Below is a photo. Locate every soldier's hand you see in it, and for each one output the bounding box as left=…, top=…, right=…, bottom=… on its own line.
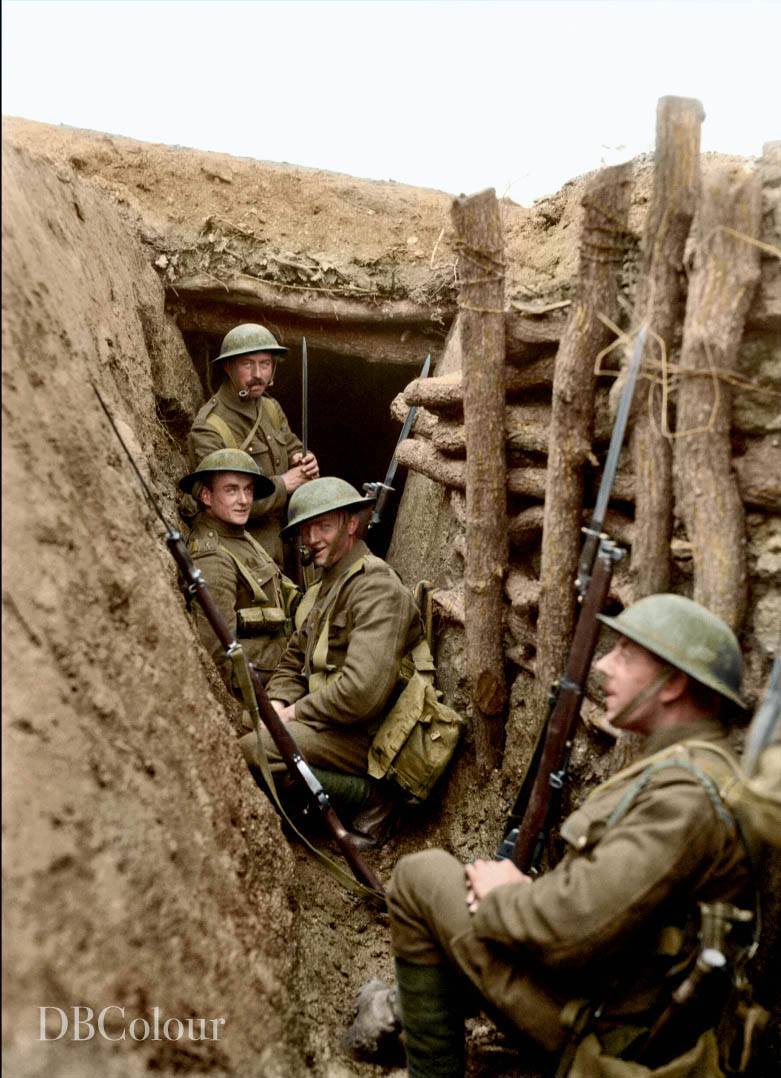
left=464, top=858, right=529, bottom=914
left=271, top=699, right=296, bottom=723
left=291, top=451, right=320, bottom=480
left=282, top=464, right=311, bottom=493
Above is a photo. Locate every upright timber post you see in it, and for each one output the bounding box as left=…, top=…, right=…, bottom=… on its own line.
left=630, top=95, right=704, bottom=596
left=451, top=189, right=508, bottom=778
left=535, top=163, right=632, bottom=713
left=674, top=165, right=762, bottom=629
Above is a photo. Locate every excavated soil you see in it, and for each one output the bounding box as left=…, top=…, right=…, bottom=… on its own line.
left=3, top=117, right=780, bottom=1077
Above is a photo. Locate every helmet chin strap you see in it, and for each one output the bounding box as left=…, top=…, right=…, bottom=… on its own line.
left=610, top=668, right=674, bottom=727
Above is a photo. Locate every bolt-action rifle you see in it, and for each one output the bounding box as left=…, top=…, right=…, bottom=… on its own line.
left=93, top=386, right=385, bottom=903
left=361, top=352, right=432, bottom=545
left=498, top=328, right=648, bottom=874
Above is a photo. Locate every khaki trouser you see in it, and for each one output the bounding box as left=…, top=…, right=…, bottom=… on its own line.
left=240, top=719, right=373, bottom=776
left=388, top=849, right=568, bottom=1054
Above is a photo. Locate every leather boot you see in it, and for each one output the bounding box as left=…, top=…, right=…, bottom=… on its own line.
left=349, top=781, right=400, bottom=849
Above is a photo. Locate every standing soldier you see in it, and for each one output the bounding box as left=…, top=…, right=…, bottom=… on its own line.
left=187, top=323, right=319, bottom=567
left=354, top=595, right=761, bottom=1075
left=180, top=449, right=299, bottom=692
left=239, top=477, right=430, bottom=848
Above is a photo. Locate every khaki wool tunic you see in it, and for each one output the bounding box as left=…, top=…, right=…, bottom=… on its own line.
left=388, top=719, right=757, bottom=1052
left=241, top=540, right=424, bottom=776
left=188, top=381, right=303, bottom=566
left=187, top=512, right=296, bottom=690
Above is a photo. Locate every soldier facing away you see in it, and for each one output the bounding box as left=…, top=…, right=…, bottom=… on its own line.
left=187, top=323, right=319, bottom=567
left=239, top=477, right=429, bottom=848
left=180, top=450, right=299, bottom=692
left=354, top=595, right=761, bottom=1076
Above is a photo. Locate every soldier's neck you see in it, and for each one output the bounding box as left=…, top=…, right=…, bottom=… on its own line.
left=202, top=511, right=247, bottom=538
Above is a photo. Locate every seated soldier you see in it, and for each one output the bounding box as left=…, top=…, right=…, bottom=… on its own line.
left=352, top=595, right=762, bottom=1076
left=179, top=450, right=299, bottom=692
left=239, top=477, right=428, bottom=848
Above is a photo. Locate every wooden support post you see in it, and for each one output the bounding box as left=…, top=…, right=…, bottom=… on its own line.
left=451, top=189, right=508, bottom=777
left=630, top=96, right=704, bottom=596
left=674, top=165, right=762, bottom=629
left=534, top=163, right=633, bottom=708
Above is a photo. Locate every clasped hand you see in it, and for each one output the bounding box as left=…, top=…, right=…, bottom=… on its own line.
left=464, top=858, right=530, bottom=914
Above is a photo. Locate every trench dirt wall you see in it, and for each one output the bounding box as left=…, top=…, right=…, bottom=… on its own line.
left=2, top=140, right=303, bottom=1076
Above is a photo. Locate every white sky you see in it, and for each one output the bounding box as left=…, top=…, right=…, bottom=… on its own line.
left=2, top=0, right=780, bottom=206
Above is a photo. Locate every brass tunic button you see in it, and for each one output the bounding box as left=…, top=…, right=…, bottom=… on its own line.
left=576, top=835, right=587, bottom=850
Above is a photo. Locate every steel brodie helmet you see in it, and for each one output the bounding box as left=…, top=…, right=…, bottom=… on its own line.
left=214, top=323, right=288, bottom=364
left=179, top=448, right=275, bottom=499
left=598, top=593, right=746, bottom=709
left=281, top=477, right=375, bottom=538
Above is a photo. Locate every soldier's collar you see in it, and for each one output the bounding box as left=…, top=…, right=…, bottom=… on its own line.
left=321, top=539, right=370, bottom=587
left=640, top=717, right=729, bottom=759
left=204, top=513, right=248, bottom=539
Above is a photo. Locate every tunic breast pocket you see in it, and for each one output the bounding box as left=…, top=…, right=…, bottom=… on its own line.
left=249, top=445, right=273, bottom=472
left=271, top=428, right=291, bottom=469
left=328, top=612, right=351, bottom=653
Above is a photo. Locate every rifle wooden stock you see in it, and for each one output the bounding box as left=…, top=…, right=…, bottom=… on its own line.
left=510, top=540, right=620, bottom=873
left=166, top=532, right=385, bottom=898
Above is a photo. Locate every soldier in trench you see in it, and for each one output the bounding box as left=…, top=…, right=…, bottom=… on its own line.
left=179, top=449, right=299, bottom=692
left=350, top=595, right=761, bottom=1075
left=187, top=322, right=319, bottom=568
left=239, top=477, right=433, bottom=849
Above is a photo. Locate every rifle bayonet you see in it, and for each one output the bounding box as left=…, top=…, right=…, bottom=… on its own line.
left=301, top=336, right=309, bottom=457
left=363, top=352, right=432, bottom=530
left=577, top=326, right=647, bottom=595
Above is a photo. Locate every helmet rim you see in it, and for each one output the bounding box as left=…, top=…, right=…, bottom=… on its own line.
left=597, top=594, right=746, bottom=709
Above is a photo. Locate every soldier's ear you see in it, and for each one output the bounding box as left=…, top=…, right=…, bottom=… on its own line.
left=659, top=668, right=688, bottom=704
left=199, top=484, right=213, bottom=509
left=346, top=514, right=361, bottom=537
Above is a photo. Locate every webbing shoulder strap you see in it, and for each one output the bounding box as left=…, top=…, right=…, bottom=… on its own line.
left=204, top=401, right=274, bottom=454
left=205, top=412, right=238, bottom=448
left=606, top=757, right=735, bottom=831
left=238, top=404, right=265, bottom=452
left=307, top=558, right=365, bottom=691
left=295, top=580, right=322, bottom=631
left=218, top=543, right=282, bottom=610
left=262, top=395, right=283, bottom=432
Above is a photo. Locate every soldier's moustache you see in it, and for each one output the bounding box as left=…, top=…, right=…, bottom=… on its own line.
left=238, top=380, right=268, bottom=399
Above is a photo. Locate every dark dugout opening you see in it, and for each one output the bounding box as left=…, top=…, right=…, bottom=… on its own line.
left=183, top=330, right=423, bottom=555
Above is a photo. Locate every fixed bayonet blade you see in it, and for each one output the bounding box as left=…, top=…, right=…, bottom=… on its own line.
left=743, top=655, right=781, bottom=777
left=368, top=353, right=431, bottom=527
left=577, top=326, right=647, bottom=594
left=301, top=336, right=308, bottom=456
